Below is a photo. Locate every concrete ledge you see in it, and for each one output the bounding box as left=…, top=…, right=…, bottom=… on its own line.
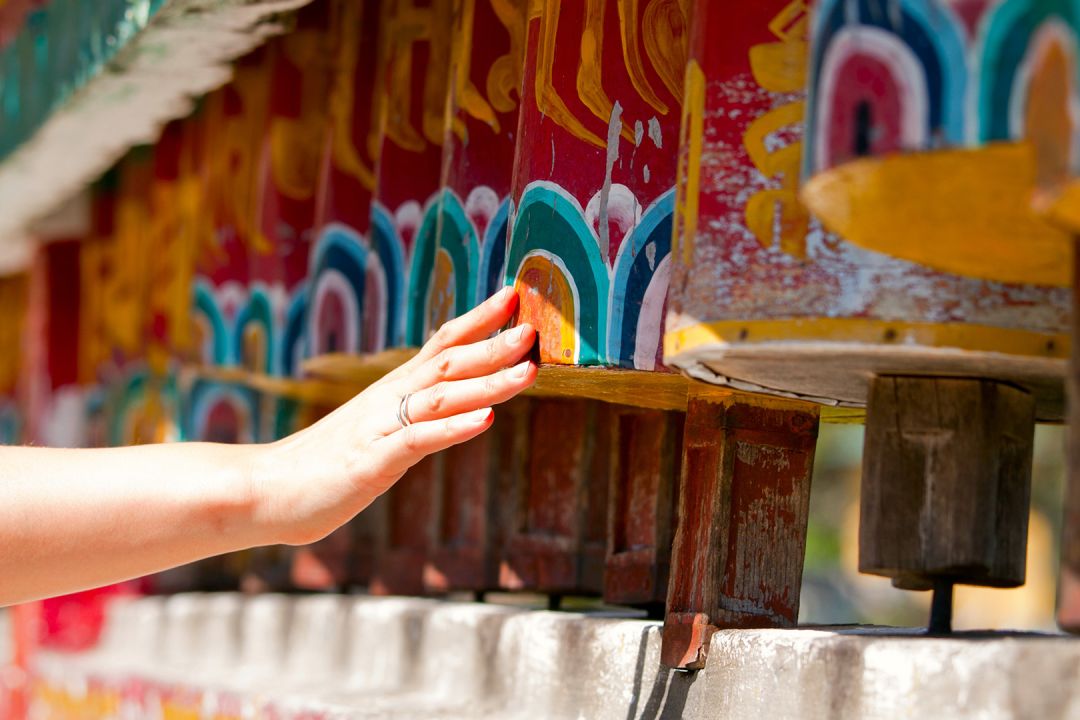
left=29, top=594, right=1080, bottom=719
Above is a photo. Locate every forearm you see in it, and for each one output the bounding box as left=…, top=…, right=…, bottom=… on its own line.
left=0, top=442, right=265, bottom=605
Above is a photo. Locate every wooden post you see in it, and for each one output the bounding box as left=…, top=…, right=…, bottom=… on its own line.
left=861, top=376, right=1034, bottom=600
left=424, top=398, right=531, bottom=593
left=500, top=399, right=609, bottom=596
left=369, top=454, right=443, bottom=596
left=605, top=407, right=683, bottom=615
left=662, top=389, right=818, bottom=670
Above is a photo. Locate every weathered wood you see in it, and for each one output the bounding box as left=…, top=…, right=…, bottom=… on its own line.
left=605, top=408, right=682, bottom=612
left=424, top=397, right=531, bottom=593
left=662, top=389, right=818, bottom=670
left=369, top=454, right=443, bottom=596
left=499, top=399, right=606, bottom=595
left=860, top=376, right=1034, bottom=591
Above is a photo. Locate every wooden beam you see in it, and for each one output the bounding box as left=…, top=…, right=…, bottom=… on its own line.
left=662, top=387, right=819, bottom=670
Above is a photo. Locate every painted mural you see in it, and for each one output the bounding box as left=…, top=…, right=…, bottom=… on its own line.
left=504, top=0, right=687, bottom=370
left=801, top=0, right=1080, bottom=286
left=663, top=0, right=1070, bottom=400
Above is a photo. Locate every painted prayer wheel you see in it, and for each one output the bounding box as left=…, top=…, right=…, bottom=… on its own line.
left=244, top=4, right=334, bottom=379
left=294, top=0, right=383, bottom=592
left=0, top=274, right=27, bottom=445
left=412, top=0, right=530, bottom=596
left=365, top=0, right=456, bottom=596
left=664, top=0, right=1068, bottom=645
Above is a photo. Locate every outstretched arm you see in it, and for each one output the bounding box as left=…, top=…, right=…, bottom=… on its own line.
left=0, top=287, right=536, bottom=606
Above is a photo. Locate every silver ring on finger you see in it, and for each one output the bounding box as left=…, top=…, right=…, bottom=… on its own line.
left=396, top=392, right=414, bottom=428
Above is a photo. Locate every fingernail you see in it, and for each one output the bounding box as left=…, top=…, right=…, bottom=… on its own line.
left=511, top=360, right=531, bottom=379
left=458, top=408, right=492, bottom=426
left=511, top=324, right=527, bottom=342
left=496, top=286, right=514, bottom=301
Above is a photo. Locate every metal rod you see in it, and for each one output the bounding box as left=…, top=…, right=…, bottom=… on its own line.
left=928, top=579, right=954, bottom=634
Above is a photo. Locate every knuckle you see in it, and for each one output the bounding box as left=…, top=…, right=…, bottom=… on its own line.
left=403, top=427, right=421, bottom=451
left=483, top=374, right=499, bottom=395
left=427, top=382, right=447, bottom=413
left=434, top=350, right=453, bottom=379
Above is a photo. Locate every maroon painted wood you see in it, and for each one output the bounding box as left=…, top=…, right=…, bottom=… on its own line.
left=369, top=454, right=443, bottom=596
left=605, top=408, right=683, bottom=613
left=499, top=399, right=609, bottom=596
left=662, top=390, right=818, bottom=669
left=424, top=398, right=530, bottom=593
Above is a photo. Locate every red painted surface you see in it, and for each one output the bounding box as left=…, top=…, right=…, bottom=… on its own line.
left=605, top=408, right=682, bottom=609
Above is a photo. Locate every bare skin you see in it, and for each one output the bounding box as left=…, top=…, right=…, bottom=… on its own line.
left=0, top=287, right=536, bottom=606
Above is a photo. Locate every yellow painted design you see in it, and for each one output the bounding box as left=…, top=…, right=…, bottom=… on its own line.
left=515, top=254, right=577, bottom=364
left=0, top=275, right=27, bottom=394
left=642, top=0, right=691, bottom=101
left=329, top=0, right=377, bottom=191
left=1026, top=34, right=1072, bottom=193
left=745, top=0, right=810, bottom=258
left=486, top=0, right=527, bottom=114
left=110, top=161, right=153, bottom=359
left=79, top=235, right=109, bottom=384
left=1044, top=179, right=1080, bottom=233
left=616, top=0, right=668, bottom=115
left=664, top=318, right=1070, bottom=362
left=269, top=27, right=333, bottom=202
left=532, top=0, right=604, bottom=148
left=369, top=0, right=453, bottom=155
left=673, top=59, right=704, bottom=265
left=428, top=248, right=456, bottom=336
left=802, top=143, right=1072, bottom=287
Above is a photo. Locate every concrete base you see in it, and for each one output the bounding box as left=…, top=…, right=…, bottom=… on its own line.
left=28, top=594, right=1080, bottom=719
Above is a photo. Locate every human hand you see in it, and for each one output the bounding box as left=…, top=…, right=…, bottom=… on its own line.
left=251, top=287, right=536, bottom=546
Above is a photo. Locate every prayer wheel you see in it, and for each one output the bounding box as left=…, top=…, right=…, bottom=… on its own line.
left=664, top=0, right=1068, bottom=646
left=294, top=0, right=383, bottom=592
left=365, top=0, right=456, bottom=596
left=0, top=275, right=26, bottom=445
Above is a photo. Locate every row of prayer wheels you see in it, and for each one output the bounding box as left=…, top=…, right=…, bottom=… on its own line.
left=2, top=0, right=1079, bottom=673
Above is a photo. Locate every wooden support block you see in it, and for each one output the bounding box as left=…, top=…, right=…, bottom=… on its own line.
left=499, top=399, right=609, bottom=595
left=662, top=390, right=819, bottom=670
left=861, top=376, right=1034, bottom=591
left=605, top=408, right=683, bottom=613
left=423, top=399, right=531, bottom=592
left=369, top=454, right=443, bottom=596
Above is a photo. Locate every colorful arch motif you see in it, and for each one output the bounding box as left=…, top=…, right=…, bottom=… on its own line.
left=281, top=289, right=308, bottom=378
left=608, top=190, right=674, bottom=370
left=185, top=379, right=259, bottom=445
left=369, top=204, right=407, bottom=349
left=407, top=190, right=481, bottom=345
left=234, top=286, right=275, bottom=375
left=307, top=224, right=369, bottom=357
left=806, top=0, right=968, bottom=172
left=193, top=280, right=229, bottom=366
left=477, top=197, right=510, bottom=307
left=978, top=2, right=1080, bottom=142
left=0, top=400, right=20, bottom=445
left=505, top=182, right=610, bottom=365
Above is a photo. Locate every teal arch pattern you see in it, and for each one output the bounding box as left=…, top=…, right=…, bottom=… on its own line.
left=608, top=189, right=674, bottom=369
left=979, top=0, right=1080, bottom=141
left=505, top=182, right=611, bottom=365
left=477, top=197, right=511, bottom=307
left=193, top=280, right=229, bottom=365
left=406, top=190, right=481, bottom=345
left=369, top=203, right=407, bottom=348
left=233, top=286, right=276, bottom=375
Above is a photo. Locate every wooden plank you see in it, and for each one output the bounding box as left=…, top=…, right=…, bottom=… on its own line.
left=369, top=454, right=443, bottom=596
left=662, top=388, right=819, bottom=670
left=499, top=399, right=605, bottom=595
left=861, top=376, right=1034, bottom=591
left=605, top=408, right=682, bottom=614
left=424, top=398, right=531, bottom=593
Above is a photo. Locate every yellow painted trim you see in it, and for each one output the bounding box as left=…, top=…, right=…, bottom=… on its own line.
left=664, top=318, right=1069, bottom=361
left=801, top=143, right=1072, bottom=287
